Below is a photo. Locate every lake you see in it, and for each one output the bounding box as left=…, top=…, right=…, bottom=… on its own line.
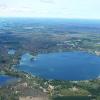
left=16, top=51, right=100, bottom=80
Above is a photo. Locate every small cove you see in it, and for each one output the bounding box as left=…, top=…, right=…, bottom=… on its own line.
left=0, top=75, right=18, bottom=86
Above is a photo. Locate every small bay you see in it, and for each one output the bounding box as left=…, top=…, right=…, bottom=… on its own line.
left=0, top=75, right=17, bottom=86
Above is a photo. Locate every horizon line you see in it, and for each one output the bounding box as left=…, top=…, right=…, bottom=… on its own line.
left=0, top=16, right=100, bottom=20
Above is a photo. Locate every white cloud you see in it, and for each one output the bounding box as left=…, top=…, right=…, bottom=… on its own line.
left=40, top=0, right=55, bottom=4
left=0, top=0, right=100, bottom=19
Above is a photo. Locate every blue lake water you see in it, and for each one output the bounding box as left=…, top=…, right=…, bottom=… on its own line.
left=0, top=75, right=17, bottom=86
left=17, top=52, right=100, bottom=80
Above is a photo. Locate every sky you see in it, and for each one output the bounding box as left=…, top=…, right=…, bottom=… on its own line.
left=0, top=0, right=100, bottom=19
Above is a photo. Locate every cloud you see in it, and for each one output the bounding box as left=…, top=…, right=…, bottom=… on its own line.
left=0, top=3, right=33, bottom=13
left=0, top=4, right=7, bottom=9
left=39, top=0, right=55, bottom=4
